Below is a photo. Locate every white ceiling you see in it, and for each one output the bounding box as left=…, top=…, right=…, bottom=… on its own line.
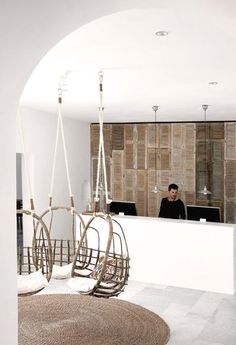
left=20, top=2, right=236, bottom=123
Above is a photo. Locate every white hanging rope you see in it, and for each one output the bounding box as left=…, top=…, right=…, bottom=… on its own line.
left=58, top=98, right=73, bottom=199
left=100, top=109, right=109, bottom=203
left=48, top=86, right=74, bottom=207
left=17, top=108, right=35, bottom=210
left=48, top=114, right=60, bottom=202
left=94, top=71, right=111, bottom=205
left=95, top=128, right=102, bottom=202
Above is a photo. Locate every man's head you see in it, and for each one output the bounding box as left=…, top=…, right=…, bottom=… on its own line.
left=168, top=183, right=179, bottom=201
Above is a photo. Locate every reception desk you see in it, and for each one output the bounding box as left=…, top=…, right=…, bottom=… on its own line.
left=78, top=215, right=236, bottom=294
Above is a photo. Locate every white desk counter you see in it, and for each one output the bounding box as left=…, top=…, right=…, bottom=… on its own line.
left=79, top=215, right=236, bottom=294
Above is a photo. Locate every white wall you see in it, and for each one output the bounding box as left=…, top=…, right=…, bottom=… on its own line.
left=120, top=217, right=235, bottom=294
left=16, top=153, right=22, bottom=200
left=0, top=1, right=175, bottom=344
left=17, top=106, right=90, bottom=211
left=17, top=106, right=90, bottom=244
left=80, top=215, right=236, bottom=294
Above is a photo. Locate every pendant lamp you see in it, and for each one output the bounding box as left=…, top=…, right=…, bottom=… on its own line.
left=198, top=104, right=212, bottom=195
left=152, top=105, right=160, bottom=193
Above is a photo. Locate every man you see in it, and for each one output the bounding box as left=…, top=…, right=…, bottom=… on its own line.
left=159, top=183, right=186, bottom=219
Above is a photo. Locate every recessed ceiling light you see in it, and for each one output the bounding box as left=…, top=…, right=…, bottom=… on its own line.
left=155, top=31, right=169, bottom=37
left=208, top=81, right=218, bottom=85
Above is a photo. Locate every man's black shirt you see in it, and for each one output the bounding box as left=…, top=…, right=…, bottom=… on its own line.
left=159, top=198, right=186, bottom=219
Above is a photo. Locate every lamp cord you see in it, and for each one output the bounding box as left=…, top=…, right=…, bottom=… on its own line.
left=154, top=109, right=157, bottom=187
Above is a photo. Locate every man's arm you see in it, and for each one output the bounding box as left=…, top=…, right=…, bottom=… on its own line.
left=158, top=198, right=165, bottom=217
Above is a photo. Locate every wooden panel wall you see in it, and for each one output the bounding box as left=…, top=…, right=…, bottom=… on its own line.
left=90, top=122, right=235, bottom=223
left=196, top=123, right=224, bottom=221
left=225, top=123, right=236, bottom=223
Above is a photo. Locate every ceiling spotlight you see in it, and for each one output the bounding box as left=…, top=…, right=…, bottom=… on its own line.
left=208, top=81, right=218, bottom=85
left=155, top=31, right=169, bottom=37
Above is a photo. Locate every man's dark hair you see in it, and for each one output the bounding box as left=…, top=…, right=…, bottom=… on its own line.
left=168, top=183, right=179, bottom=191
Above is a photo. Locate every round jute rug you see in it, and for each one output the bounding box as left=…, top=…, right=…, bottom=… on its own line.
left=18, top=294, right=170, bottom=345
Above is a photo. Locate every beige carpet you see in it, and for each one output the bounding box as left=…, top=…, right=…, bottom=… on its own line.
left=19, top=294, right=170, bottom=345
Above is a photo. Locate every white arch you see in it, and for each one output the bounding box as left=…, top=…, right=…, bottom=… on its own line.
left=0, top=1, right=160, bottom=344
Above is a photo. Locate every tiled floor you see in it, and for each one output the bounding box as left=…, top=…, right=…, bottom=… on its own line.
left=40, top=279, right=236, bottom=345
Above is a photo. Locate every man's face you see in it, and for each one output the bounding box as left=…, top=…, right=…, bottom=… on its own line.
left=168, top=188, right=178, bottom=201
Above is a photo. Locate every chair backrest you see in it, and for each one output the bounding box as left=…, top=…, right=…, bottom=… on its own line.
left=17, top=209, right=53, bottom=296
left=72, top=214, right=130, bottom=298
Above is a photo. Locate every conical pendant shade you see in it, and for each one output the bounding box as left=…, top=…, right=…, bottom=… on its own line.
left=152, top=185, right=160, bottom=193
left=198, top=185, right=212, bottom=195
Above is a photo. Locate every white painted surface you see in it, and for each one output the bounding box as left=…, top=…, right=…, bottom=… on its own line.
left=79, top=215, right=235, bottom=294
left=21, top=4, right=236, bottom=123
left=17, top=106, right=90, bottom=212
left=16, top=153, right=22, bottom=200
left=16, top=106, right=90, bottom=245
left=120, top=216, right=235, bottom=294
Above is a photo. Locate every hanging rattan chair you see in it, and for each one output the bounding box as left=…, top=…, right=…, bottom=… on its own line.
left=67, top=71, right=130, bottom=297
left=71, top=213, right=130, bottom=298
left=17, top=209, right=53, bottom=297
left=38, top=206, right=85, bottom=270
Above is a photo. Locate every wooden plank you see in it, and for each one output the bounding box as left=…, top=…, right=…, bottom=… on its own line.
left=160, top=149, right=170, bottom=170
left=136, top=190, right=146, bottom=217
left=183, top=191, right=196, bottom=205
left=147, top=170, right=157, bottom=217
left=124, top=143, right=134, bottom=169
left=159, top=170, right=170, bottom=188
left=211, top=161, right=224, bottom=199
left=92, top=158, right=98, bottom=192
left=225, top=161, right=236, bottom=198
left=124, top=124, right=134, bottom=141
left=137, top=143, right=146, bottom=169
left=105, top=157, right=111, bottom=193
left=103, top=124, right=112, bottom=156
left=147, top=124, right=156, bottom=147
left=196, top=123, right=210, bottom=140
left=90, top=124, right=99, bottom=156
left=137, top=170, right=146, bottom=188
left=184, top=169, right=195, bottom=191
left=124, top=170, right=136, bottom=201
left=112, top=184, right=123, bottom=201
left=112, top=124, right=124, bottom=150
left=171, top=148, right=183, bottom=165
left=137, top=124, right=146, bottom=141
left=135, top=170, right=147, bottom=216
left=210, top=123, right=224, bottom=139
left=225, top=123, right=236, bottom=160
left=147, top=148, right=156, bottom=170
left=172, top=124, right=183, bottom=147
left=91, top=157, right=111, bottom=194
left=111, top=150, right=124, bottom=200
left=211, top=141, right=224, bottom=161
left=159, top=124, right=171, bottom=148
left=157, top=191, right=168, bottom=216
left=225, top=200, right=236, bottom=223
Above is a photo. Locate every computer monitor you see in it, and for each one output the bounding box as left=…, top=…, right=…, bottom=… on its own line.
left=186, top=205, right=221, bottom=223
left=110, top=201, right=137, bottom=216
